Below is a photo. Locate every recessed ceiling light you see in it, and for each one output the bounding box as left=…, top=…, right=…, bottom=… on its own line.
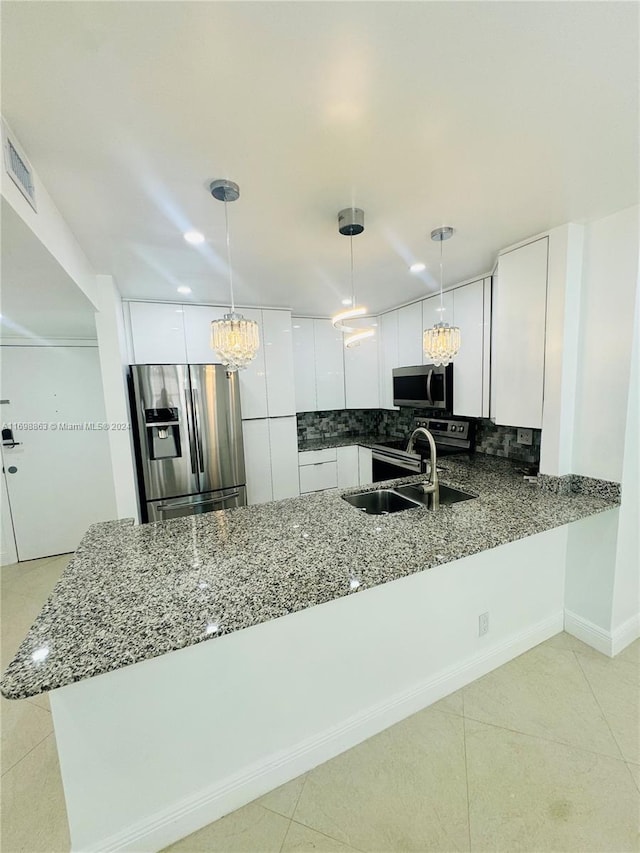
left=410, top=262, right=426, bottom=274
left=177, top=286, right=192, bottom=294
left=341, top=298, right=352, bottom=306
left=184, top=231, right=205, bottom=245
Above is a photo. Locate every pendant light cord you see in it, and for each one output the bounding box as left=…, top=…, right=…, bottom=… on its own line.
left=224, top=198, right=235, bottom=313
left=439, top=235, right=444, bottom=315
left=350, top=233, right=356, bottom=306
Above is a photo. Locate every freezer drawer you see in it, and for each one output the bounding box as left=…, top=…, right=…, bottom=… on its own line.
left=146, top=485, right=247, bottom=522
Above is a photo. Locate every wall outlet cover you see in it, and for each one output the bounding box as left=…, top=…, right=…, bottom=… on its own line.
left=479, top=612, right=489, bottom=636
left=517, top=428, right=533, bottom=445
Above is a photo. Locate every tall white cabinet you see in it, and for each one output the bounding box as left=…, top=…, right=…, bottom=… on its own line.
left=492, top=238, right=548, bottom=428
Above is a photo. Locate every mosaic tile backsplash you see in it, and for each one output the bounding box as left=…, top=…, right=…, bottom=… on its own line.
left=296, top=409, right=542, bottom=468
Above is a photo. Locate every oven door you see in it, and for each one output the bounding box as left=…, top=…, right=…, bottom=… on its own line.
left=372, top=451, right=422, bottom=483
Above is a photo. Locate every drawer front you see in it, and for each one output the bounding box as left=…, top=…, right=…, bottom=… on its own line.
left=299, top=461, right=338, bottom=494
left=298, top=448, right=338, bottom=466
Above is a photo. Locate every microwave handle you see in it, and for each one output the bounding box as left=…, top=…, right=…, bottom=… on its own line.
left=426, top=369, right=434, bottom=405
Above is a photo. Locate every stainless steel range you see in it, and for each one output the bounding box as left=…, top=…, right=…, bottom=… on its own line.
left=370, top=417, right=475, bottom=482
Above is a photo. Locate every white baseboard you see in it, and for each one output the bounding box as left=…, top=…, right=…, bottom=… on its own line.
left=564, top=609, right=613, bottom=655
left=88, top=611, right=563, bottom=853
left=611, top=613, right=640, bottom=656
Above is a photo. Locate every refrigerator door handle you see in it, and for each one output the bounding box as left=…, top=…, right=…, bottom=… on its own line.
left=184, top=389, right=197, bottom=475
left=191, top=388, right=205, bottom=473
left=156, top=492, right=240, bottom=512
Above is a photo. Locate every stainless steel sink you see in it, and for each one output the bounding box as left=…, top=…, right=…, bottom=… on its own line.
left=393, top=483, right=477, bottom=507
left=342, top=489, right=421, bottom=515
left=342, top=483, right=477, bottom=514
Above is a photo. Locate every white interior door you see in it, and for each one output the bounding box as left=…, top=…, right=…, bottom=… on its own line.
left=1, top=346, right=117, bottom=561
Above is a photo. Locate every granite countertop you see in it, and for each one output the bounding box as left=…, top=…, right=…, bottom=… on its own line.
left=297, top=434, right=384, bottom=452
left=0, top=455, right=620, bottom=700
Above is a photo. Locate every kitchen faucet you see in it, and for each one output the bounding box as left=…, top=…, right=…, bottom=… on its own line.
left=406, top=427, right=440, bottom=510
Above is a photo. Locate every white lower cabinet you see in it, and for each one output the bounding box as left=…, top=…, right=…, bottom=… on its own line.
left=358, top=446, right=373, bottom=485
left=299, top=448, right=339, bottom=494
left=336, top=446, right=360, bottom=488
left=299, top=444, right=372, bottom=494
left=242, top=416, right=300, bottom=505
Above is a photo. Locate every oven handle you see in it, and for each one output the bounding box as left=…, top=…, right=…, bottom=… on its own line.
left=426, top=369, right=434, bottom=405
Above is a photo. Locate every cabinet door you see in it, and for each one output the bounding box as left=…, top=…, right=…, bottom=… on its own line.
left=493, top=238, right=548, bottom=428
left=263, top=310, right=296, bottom=417
left=336, top=446, right=359, bottom=488
left=236, top=309, right=268, bottom=420
left=452, top=280, right=484, bottom=417
left=299, top=461, right=338, bottom=494
left=292, top=319, right=317, bottom=412
left=314, top=319, right=345, bottom=411
left=269, top=416, right=300, bottom=500
left=344, top=337, right=380, bottom=409
left=129, top=302, right=187, bottom=364
left=358, top=446, right=373, bottom=485
left=379, top=311, right=399, bottom=409
left=397, top=303, right=423, bottom=367
left=183, top=305, right=227, bottom=364
left=242, top=419, right=272, bottom=505
left=422, top=292, right=454, bottom=364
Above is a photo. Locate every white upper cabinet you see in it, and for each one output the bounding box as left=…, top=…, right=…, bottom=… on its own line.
left=492, top=237, right=548, bottom=428
left=242, top=418, right=272, bottom=505
left=344, top=337, right=380, bottom=409
left=397, top=302, right=423, bottom=367
left=451, top=280, right=485, bottom=418
left=379, top=310, right=399, bottom=409
left=183, top=305, right=227, bottom=363
left=263, top=309, right=296, bottom=417
left=314, top=319, right=345, bottom=411
left=129, top=302, right=187, bottom=364
left=422, top=291, right=454, bottom=364
left=292, top=319, right=316, bottom=413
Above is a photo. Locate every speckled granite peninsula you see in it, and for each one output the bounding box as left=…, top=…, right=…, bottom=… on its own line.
left=1, top=454, right=620, bottom=700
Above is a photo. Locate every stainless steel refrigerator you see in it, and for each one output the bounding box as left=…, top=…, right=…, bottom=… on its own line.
left=130, top=364, right=246, bottom=522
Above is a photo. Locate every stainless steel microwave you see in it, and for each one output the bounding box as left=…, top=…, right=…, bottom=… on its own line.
left=392, top=364, right=453, bottom=411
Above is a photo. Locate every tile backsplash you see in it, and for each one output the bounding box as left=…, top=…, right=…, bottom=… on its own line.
left=296, top=409, right=541, bottom=468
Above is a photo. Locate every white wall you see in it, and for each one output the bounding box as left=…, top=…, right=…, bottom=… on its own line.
left=611, top=271, right=640, bottom=642
left=572, top=205, right=639, bottom=481
left=1, top=117, right=99, bottom=312
left=94, top=277, right=139, bottom=522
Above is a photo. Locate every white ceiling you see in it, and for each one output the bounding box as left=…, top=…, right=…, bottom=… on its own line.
left=1, top=2, right=637, bottom=316
left=1, top=199, right=97, bottom=340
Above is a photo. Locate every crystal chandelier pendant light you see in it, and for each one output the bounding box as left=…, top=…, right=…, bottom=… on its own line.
left=331, top=208, right=375, bottom=348
left=423, top=226, right=461, bottom=366
left=209, top=179, right=260, bottom=372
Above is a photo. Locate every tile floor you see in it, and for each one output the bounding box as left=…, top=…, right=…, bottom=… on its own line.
left=1, top=555, right=639, bottom=852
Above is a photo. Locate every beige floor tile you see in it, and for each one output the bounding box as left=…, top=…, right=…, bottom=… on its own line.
left=1, top=695, right=52, bottom=775
left=282, top=820, right=362, bottom=852
left=25, top=692, right=51, bottom=712
left=627, top=762, right=640, bottom=792
left=0, top=733, right=70, bottom=853
left=462, top=643, right=622, bottom=758
left=465, top=717, right=640, bottom=852
left=162, top=802, right=289, bottom=852
left=575, top=651, right=640, bottom=764
left=293, top=707, right=469, bottom=852
left=430, top=689, right=464, bottom=716
left=258, top=772, right=307, bottom=818
left=4, top=554, right=69, bottom=602
left=616, top=638, right=640, bottom=665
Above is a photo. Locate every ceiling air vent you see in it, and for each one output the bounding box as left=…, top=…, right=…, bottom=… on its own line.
left=2, top=120, right=37, bottom=212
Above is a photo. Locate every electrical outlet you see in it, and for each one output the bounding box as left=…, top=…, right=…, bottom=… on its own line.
left=478, top=612, right=489, bottom=636
left=517, top=428, right=533, bottom=445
